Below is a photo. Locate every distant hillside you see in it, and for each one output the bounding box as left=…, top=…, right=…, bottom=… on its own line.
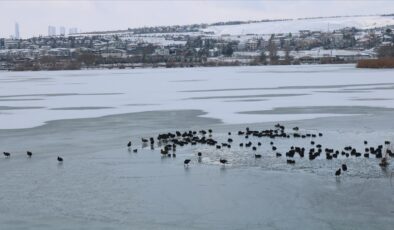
left=77, top=14, right=394, bottom=36
left=202, top=15, right=394, bottom=35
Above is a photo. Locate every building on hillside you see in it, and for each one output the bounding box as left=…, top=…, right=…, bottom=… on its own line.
left=100, top=48, right=126, bottom=58
left=154, top=47, right=170, bottom=56
left=4, top=39, right=19, bottom=49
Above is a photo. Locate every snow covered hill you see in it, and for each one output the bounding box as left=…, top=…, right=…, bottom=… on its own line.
left=202, top=15, right=394, bottom=35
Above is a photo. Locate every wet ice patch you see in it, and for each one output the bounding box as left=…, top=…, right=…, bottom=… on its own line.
left=239, top=106, right=394, bottom=115
left=50, top=107, right=114, bottom=111
left=0, top=106, right=45, bottom=110
left=186, top=93, right=309, bottom=100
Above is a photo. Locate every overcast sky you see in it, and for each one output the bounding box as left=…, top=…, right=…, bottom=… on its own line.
left=1, top=0, right=393, bottom=38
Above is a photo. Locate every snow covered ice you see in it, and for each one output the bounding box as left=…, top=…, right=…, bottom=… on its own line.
left=1, top=64, right=394, bottom=129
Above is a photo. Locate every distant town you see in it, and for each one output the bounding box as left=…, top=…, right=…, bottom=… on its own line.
left=1, top=14, right=394, bottom=71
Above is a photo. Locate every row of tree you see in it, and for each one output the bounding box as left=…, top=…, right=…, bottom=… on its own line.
left=377, top=44, right=394, bottom=58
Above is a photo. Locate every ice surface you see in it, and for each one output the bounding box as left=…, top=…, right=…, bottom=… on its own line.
left=1, top=64, right=394, bottom=129
left=0, top=109, right=393, bottom=230
left=1, top=65, right=394, bottom=229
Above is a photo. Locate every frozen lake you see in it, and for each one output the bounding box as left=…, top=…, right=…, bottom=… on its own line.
left=1, top=64, right=394, bottom=129
left=0, top=65, right=394, bottom=229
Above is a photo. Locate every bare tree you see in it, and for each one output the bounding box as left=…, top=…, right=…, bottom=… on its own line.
left=284, top=43, right=291, bottom=64
left=377, top=44, right=394, bottom=58
left=259, top=50, right=267, bottom=64
left=268, top=35, right=279, bottom=64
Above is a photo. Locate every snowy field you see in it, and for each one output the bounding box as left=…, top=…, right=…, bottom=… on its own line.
left=203, top=15, right=394, bottom=35
left=0, top=65, right=394, bottom=229
left=79, top=15, right=394, bottom=45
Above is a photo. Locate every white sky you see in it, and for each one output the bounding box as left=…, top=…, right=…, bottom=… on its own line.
left=1, top=0, right=393, bottom=38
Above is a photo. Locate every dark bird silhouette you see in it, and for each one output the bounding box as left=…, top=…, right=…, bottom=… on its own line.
left=255, top=154, right=262, bottom=158
left=342, top=164, right=347, bottom=171
left=127, top=141, right=132, bottom=147
left=219, top=158, right=228, bottom=164
left=160, top=149, right=168, bottom=155
left=197, top=152, right=202, bottom=157
left=287, top=159, right=295, bottom=164
left=57, top=156, right=63, bottom=162
left=335, top=168, right=341, bottom=176
left=133, top=149, right=138, bottom=153
left=27, top=151, right=32, bottom=157
left=379, top=157, right=389, bottom=167
left=3, top=152, right=10, bottom=158
left=272, top=146, right=277, bottom=151
left=184, top=159, right=191, bottom=166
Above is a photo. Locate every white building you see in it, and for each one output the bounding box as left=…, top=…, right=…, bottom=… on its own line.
left=59, top=26, right=66, bottom=36
left=4, top=39, right=19, bottom=49
left=100, top=48, right=126, bottom=58
left=69, top=28, right=78, bottom=35
left=48, top=26, right=56, bottom=37
left=154, top=47, right=170, bottom=56
left=14, top=22, right=20, bottom=39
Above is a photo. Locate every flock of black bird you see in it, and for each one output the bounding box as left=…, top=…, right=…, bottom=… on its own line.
left=2, top=123, right=392, bottom=176
left=3, top=150, right=64, bottom=163
left=127, top=123, right=392, bottom=176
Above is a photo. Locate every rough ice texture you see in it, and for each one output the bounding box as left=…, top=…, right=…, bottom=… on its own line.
left=0, top=109, right=394, bottom=230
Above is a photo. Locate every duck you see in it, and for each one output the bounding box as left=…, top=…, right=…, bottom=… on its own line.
left=184, top=159, right=191, bottom=166
left=335, top=168, right=341, bottom=176
left=287, top=159, right=295, bottom=164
